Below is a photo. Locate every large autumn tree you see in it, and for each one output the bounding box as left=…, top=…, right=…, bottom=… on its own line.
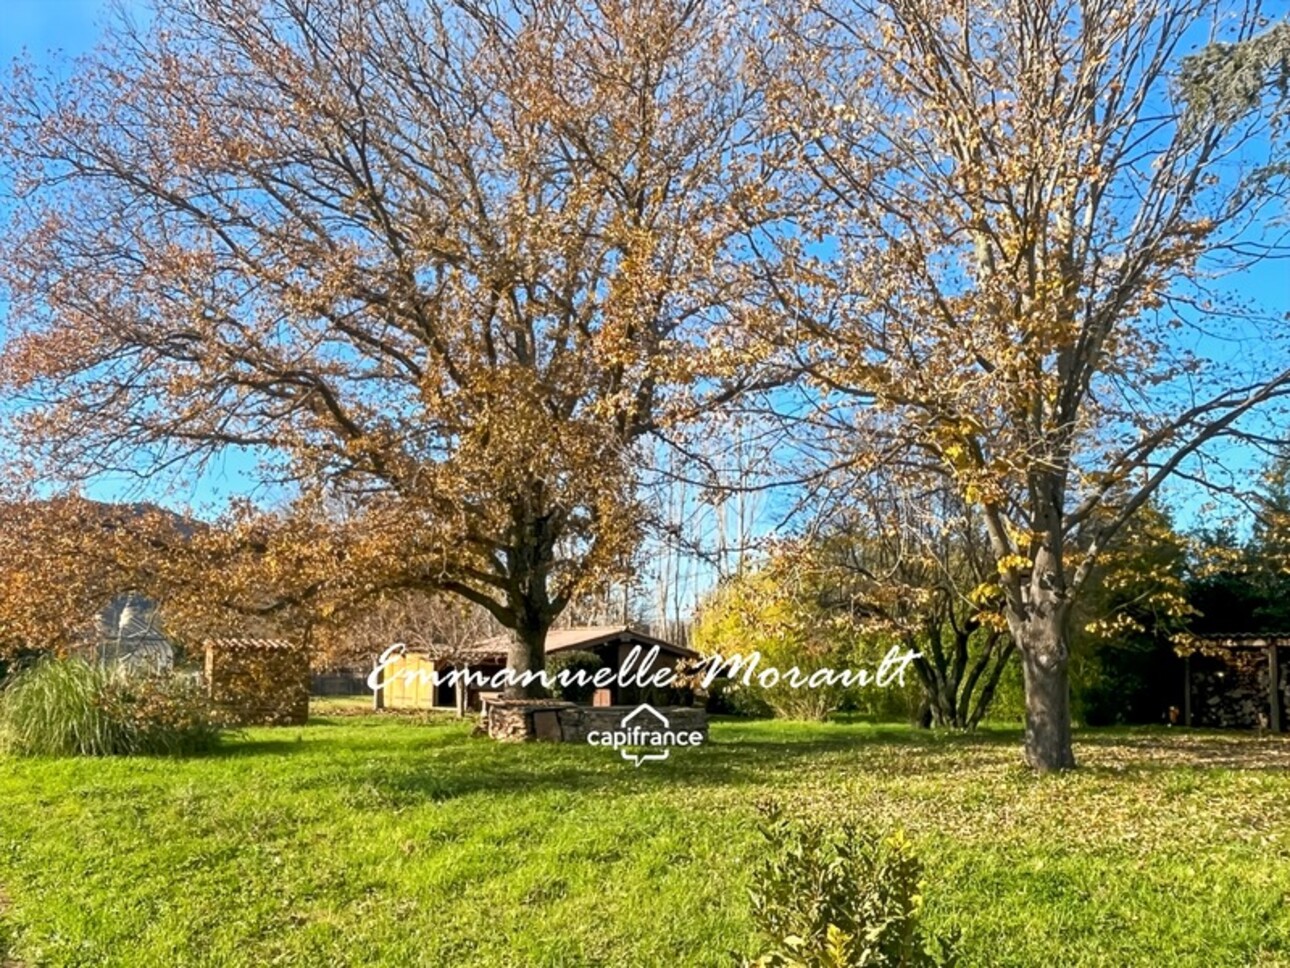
left=0, top=0, right=777, bottom=690
left=770, top=0, right=1290, bottom=768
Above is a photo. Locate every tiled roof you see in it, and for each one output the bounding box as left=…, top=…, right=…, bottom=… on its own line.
left=205, top=638, right=302, bottom=651
left=468, top=625, right=698, bottom=660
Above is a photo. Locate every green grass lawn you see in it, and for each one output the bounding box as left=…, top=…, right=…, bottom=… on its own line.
left=1, top=714, right=1288, bottom=967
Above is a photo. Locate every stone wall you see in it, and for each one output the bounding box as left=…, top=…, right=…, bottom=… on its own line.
left=483, top=700, right=708, bottom=743
left=483, top=700, right=576, bottom=741
left=205, top=638, right=310, bottom=726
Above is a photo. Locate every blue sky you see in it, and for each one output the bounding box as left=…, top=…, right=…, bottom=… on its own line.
left=0, top=1, right=119, bottom=63
left=1, top=3, right=283, bottom=514
left=1, top=1, right=1289, bottom=535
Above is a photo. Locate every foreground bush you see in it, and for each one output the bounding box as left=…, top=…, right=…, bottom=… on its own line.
left=747, top=803, right=957, bottom=968
left=0, top=656, right=227, bottom=756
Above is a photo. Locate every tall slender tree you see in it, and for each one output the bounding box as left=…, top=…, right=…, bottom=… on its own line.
left=770, top=0, right=1290, bottom=768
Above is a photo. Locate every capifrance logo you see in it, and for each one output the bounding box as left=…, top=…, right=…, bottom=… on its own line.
left=585, top=703, right=704, bottom=767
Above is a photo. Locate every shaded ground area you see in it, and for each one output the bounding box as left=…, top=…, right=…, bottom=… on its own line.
left=0, top=717, right=1287, bottom=966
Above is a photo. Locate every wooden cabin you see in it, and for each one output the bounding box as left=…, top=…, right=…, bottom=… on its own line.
left=375, top=625, right=698, bottom=712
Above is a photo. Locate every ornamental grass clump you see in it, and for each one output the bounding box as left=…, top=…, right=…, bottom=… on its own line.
left=0, top=656, right=227, bottom=757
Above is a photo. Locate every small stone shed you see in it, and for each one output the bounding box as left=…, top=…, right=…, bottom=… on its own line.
left=205, top=637, right=310, bottom=726
left=1184, top=634, right=1288, bottom=732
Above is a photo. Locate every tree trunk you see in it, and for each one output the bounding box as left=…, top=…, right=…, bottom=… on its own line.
left=913, top=697, right=933, bottom=729
left=911, top=624, right=1012, bottom=729
left=967, top=640, right=1014, bottom=729
left=1018, top=616, right=1076, bottom=771
left=503, top=623, right=550, bottom=699
left=931, top=688, right=956, bottom=728
left=454, top=664, right=468, bottom=718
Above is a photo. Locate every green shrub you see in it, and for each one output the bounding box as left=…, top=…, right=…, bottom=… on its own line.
left=746, top=802, right=957, bottom=968
left=703, top=676, right=775, bottom=718
left=547, top=650, right=603, bottom=703
left=692, top=562, right=896, bottom=721
left=0, top=656, right=227, bottom=757
left=99, top=672, right=228, bottom=755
